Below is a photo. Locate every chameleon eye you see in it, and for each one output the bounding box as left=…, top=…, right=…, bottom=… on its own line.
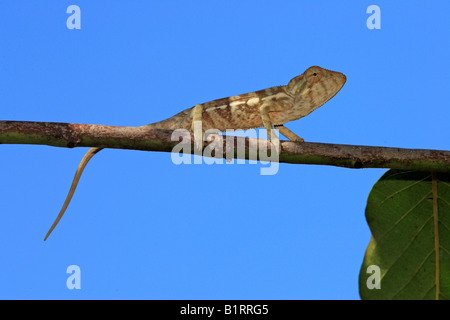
left=306, top=68, right=322, bottom=83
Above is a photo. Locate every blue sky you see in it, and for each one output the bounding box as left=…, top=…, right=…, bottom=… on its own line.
left=0, top=1, right=448, bottom=299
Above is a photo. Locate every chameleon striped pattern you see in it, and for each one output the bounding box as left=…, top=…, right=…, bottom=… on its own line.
left=144, top=66, right=346, bottom=132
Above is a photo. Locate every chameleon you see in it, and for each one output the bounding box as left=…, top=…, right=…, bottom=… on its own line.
left=43, top=65, right=346, bottom=241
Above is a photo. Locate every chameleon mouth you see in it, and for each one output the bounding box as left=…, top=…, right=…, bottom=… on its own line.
left=315, top=71, right=346, bottom=104
left=336, top=72, right=347, bottom=87
left=326, top=72, right=347, bottom=101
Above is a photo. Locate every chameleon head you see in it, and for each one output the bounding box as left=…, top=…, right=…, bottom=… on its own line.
left=286, top=66, right=346, bottom=116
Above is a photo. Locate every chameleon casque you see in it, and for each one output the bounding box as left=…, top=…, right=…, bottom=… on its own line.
left=44, top=66, right=346, bottom=240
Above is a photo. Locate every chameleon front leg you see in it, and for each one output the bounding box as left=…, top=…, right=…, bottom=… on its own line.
left=191, top=104, right=204, bottom=150
left=274, top=125, right=304, bottom=143
left=259, top=101, right=289, bottom=151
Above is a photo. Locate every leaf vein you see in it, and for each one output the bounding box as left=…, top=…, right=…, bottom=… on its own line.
left=440, top=220, right=450, bottom=233
left=438, top=196, right=450, bottom=207
left=391, top=249, right=434, bottom=299
left=440, top=245, right=450, bottom=256
left=421, top=285, right=436, bottom=300
left=379, top=175, right=430, bottom=206
left=380, top=215, right=433, bottom=281
left=377, top=192, right=432, bottom=242
left=440, top=180, right=450, bottom=188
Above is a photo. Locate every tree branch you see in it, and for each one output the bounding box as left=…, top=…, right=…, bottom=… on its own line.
left=1, top=120, right=449, bottom=172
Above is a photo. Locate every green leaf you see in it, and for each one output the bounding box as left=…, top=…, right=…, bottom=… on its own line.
left=359, top=170, right=450, bottom=300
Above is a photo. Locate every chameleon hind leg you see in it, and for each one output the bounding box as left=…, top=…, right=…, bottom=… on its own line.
left=274, top=125, right=304, bottom=143
left=259, top=101, right=292, bottom=151
left=191, top=104, right=204, bottom=150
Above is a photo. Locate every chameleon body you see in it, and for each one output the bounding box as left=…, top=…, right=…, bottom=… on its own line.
left=44, top=66, right=346, bottom=240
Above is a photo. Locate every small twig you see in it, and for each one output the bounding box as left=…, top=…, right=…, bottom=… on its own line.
left=1, top=120, right=449, bottom=172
